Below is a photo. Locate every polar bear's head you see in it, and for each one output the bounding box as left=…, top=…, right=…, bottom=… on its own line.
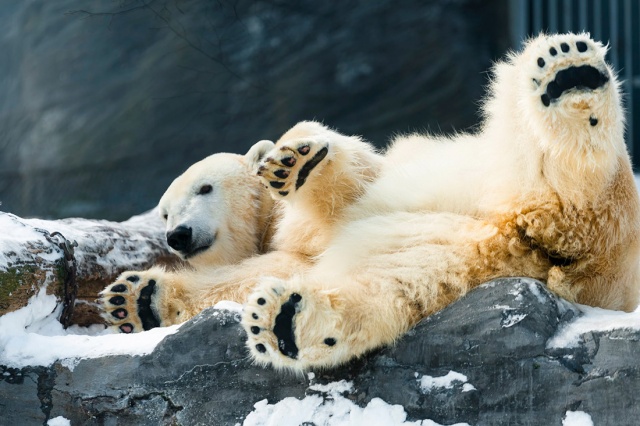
left=158, top=140, right=275, bottom=268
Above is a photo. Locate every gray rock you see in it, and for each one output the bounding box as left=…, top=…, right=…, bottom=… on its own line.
left=3, top=277, right=640, bottom=425
left=0, top=0, right=508, bottom=220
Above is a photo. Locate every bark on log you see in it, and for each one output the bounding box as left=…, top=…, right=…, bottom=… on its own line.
left=0, top=210, right=177, bottom=326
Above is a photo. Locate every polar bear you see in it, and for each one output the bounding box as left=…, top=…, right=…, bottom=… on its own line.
left=98, top=141, right=282, bottom=332
left=100, top=33, right=640, bottom=371
left=159, top=141, right=277, bottom=268
left=99, top=127, right=382, bottom=332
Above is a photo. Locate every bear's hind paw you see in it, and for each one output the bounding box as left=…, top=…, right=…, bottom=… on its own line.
left=242, top=278, right=343, bottom=370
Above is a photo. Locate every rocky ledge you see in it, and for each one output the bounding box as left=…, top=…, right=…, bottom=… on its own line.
left=2, top=278, right=639, bottom=425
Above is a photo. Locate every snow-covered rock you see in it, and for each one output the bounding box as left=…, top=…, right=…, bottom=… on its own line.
left=2, top=278, right=640, bottom=425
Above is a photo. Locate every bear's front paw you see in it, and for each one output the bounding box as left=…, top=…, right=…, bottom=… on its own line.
left=241, top=277, right=346, bottom=370
left=98, top=270, right=183, bottom=333
left=256, top=139, right=329, bottom=199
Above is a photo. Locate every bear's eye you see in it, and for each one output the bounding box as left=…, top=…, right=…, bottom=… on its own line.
left=198, top=184, right=213, bottom=195
left=162, top=213, right=168, bottom=221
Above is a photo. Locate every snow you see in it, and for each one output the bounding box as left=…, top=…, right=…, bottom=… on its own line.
left=213, top=300, right=243, bottom=312
left=47, top=417, right=71, bottom=426
left=242, top=380, right=470, bottom=426
left=501, top=312, right=527, bottom=328
left=547, top=303, right=640, bottom=348
left=563, top=411, right=594, bottom=426
left=0, top=209, right=164, bottom=278
left=417, top=371, right=476, bottom=393
left=0, top=287, right=181, bottom=370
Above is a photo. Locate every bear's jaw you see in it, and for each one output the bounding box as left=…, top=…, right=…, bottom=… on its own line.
left=181, top=243, right=213, bottom=260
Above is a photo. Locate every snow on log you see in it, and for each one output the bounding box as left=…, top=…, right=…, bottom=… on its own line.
left=0, top=210, right=177, bottom=326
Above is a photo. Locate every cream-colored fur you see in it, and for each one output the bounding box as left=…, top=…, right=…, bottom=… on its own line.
left=158, top=140, right=277, bottom=268
left=99, top=122, right=381, bottom=332
left=243, top=33, right=640, bottom=370
left=98, top=143, right=281, bottom=331
left=100, top=33, right=640, bottom=371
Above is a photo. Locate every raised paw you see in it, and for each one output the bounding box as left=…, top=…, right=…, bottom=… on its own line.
left=241, top=277, right=345, bottom=370
left=256, top=138, right=329, bottom=199
left=525, top=34, right=612, bottom=120
left=98, top=270, right=181, bottom=333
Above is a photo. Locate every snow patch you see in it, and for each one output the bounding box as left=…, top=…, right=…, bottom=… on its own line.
left=563, top=411, right=594, bottom=426
left=0, top=288, right=180, bottom=369
left=418, top=371, right=475, bottom=393
left=213, top=300, right=243, bottom=312
left=47, top=417, right=71, bottom=426
left=243, top=379, right=470, bottom=426
left=526, top=281, right=548, bottom=304
left=548, top=303, right=640, bottom=348
left=501, top=312, right=527, bottom=328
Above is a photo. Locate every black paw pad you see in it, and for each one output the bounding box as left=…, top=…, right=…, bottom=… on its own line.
left=296, top=146, right=328, bottom=190
left=542, top=65, right=609, bottom=106
left=256, top=344, right=267, bottom=353
left=120, top=323, right=134, bottom=333
left=270, top=181, right=285, bottom=189
left=550, top=47, right=557, bottom=56
left=252, top=313, right=259, bottom=320
left=546, top=81, right=561, bottom=98
left=576, top=41, right=587, bottom=52
left=561, top=42, right=570, bottom=53
left=541, top=94, right=551, bottom=107
left=111, top=308, right=128, bottom=319
left=281, top=157, right=296, bottom=167
left=537, top=57, right=545, bottom=68
left=590, top=116, right=598, bottom=126
left=251, top=326, right=260, bottom=335
left=278, top=191, right=289, bottom=197
left=257, top=297, right=266, bottom=305
left=297, top=145, right=311, bottom=155
left=273, top=293, right=302, bottom=359
left=324, top=338, right=337, bottom=346
left=109, top=296, right=125, bottom=305
left=126, top=275, right=139, bottom=283
left=274, top=169, right=290, bottom=178
left=111, top=284, right=127, bottom=293
left=137, top=281, right=161, bottom=331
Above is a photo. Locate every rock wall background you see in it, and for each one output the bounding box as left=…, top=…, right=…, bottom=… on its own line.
left=0, top=0, right=510, bottom=220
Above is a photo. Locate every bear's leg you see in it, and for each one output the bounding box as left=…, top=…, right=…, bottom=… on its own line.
left=99, top=251, right=310, bottom=333
left=242, top=212, right=549, bottom=370
left=256, top=122, right=383, bottom=217
left=513, top=33, right=623, bottom=175
left=509, top=34, right=640, bottom=311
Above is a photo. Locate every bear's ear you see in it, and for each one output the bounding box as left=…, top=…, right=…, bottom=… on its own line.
left=245, top=140, right=275, bottom=170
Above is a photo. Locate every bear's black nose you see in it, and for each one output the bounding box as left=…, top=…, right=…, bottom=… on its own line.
left=167, top=226, right=192, bottom=252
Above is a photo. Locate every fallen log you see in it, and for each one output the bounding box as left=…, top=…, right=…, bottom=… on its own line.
left=0, top=210, right=177, bottom=326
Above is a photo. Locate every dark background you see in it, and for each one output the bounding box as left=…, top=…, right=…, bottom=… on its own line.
left=1, top=0, right=636, bottom=221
